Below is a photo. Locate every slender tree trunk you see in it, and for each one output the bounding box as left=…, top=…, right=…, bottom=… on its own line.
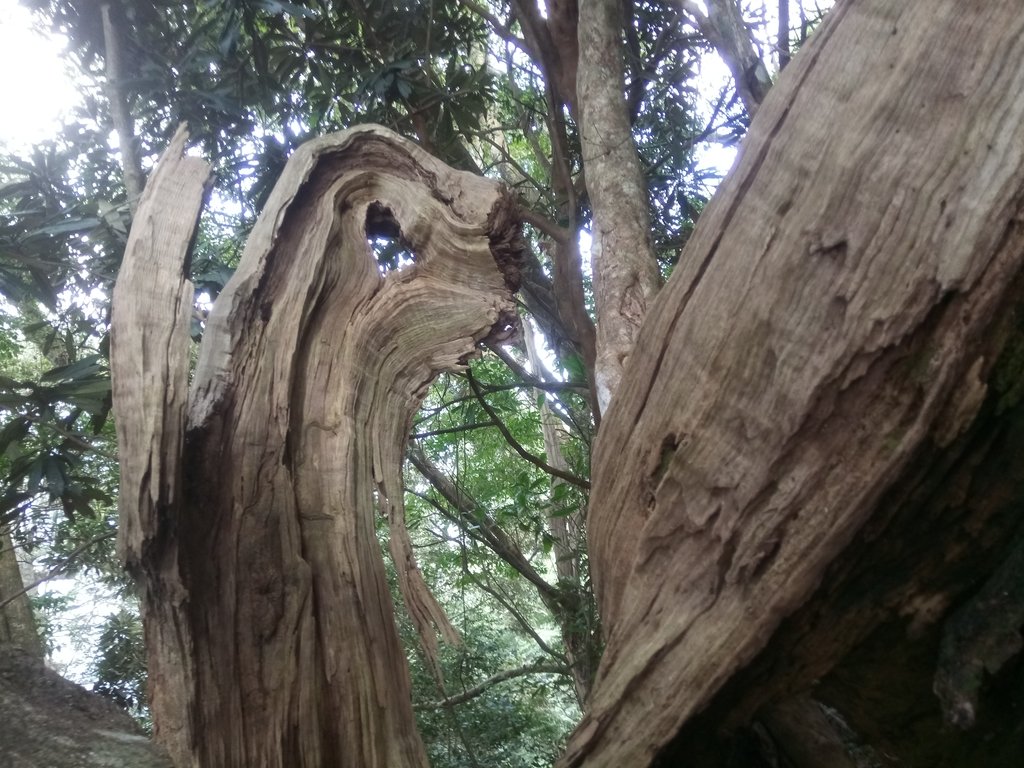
left=677, top=0, right=772, bottom=117
left=577, top=0, right=660, bottom=414
left=101, top=2, right=145, bottom=213
left=777, top=0, right=791, bottom=69
left=111, top=126, right=524, bottom=767
left=0, top=529, right=42, bottom=657
left=563, top=1, right=1024, bottom=764
left=523, top=320, right=597, bottom=704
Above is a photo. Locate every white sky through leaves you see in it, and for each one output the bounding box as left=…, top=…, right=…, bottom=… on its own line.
left=0, top=0, right=79, bottom=151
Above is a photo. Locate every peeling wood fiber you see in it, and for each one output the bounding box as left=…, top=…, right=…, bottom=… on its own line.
left=112, top=125, right=523, bottom=768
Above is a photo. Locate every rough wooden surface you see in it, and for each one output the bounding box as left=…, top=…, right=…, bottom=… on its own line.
left=111, top=125, right=523, bottom=767
left=111, top=124, right=207, bottom=572
left=562, top=2, right=1024, bottom=765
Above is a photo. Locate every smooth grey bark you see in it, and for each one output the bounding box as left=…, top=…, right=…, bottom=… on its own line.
left=101, top=3, right=145, bottom=213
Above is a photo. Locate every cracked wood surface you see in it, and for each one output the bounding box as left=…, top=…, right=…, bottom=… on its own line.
left=112, top=125, right=522, bottom=767
left=562, top=2, right=1024, bottom=765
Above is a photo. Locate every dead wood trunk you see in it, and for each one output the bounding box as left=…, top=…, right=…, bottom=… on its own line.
left=562, top=1, right=1024, bottom=765
left=111, top=125, right=523, bottom=767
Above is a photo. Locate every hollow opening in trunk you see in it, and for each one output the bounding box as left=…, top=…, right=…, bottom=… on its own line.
left=365, top=201, right=416, bottom=273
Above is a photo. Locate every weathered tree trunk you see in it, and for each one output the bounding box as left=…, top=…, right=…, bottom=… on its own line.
left=562, top=1, right=1024, bottom=765
left=111, top=125, right=523, bottom=767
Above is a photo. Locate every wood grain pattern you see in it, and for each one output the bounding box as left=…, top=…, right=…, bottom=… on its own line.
left=563, top=2, right=1024, bottom=764
left=112, top=125, right=523, bottom=767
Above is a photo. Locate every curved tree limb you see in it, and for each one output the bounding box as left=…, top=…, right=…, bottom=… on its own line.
left=466, top=370, right=591, bottom=489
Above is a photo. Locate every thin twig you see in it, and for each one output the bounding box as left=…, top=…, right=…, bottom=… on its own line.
left=466, top=371, right=590, bottom=490
left=0, top=531, right=116, bottom=610
left=415, top=662, right=569, bottom=709
left=471, top=571, right=566, bottom=663
left=411, top=420, right=497, bottom=440
left=408, top=447, right=558, bottom=601
left=462, top=0, right=532, bottom=56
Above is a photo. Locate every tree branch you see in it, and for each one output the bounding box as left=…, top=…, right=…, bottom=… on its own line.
left=462, top=0, right=533, bottom=57
left=415, top=662, right=569, bottom=709
left=778, top=0, right=791, bottom=69
left=410, top=421, right=497, bottom=440
left=471, top=571, right=566, bottom=663
left=675, top=0, right=771, bottom=117
left=466, top=370, right=590, bottom=489
left=407, top=446, right=558, bottom=602
left=518, top=206, right=571, bottom=244
left=101, top=3, right=145, bottom=213
left=0, top=531, right=116, bottom=610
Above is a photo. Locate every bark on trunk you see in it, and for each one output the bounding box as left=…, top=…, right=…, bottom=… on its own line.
left=0, top=529, right=42, bottom=657
left=101, top=2, right=145, bottom=213
left=563, top=1, right=1024, bottom=764
left=578, top=0, right=660, bottom=414
left=111, top=125, right=523, bottom=767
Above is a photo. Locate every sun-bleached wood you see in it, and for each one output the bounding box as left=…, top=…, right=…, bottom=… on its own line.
left=562, top=1, right=1024, bottom=764
left=112, top=125, right=522, bottom=767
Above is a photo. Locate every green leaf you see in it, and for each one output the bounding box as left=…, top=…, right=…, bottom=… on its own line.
left=0, top=416, right=29, bottom=454
left=41, top=355, right=106, bottom=383
left=561, top=353, right=585, bottom=384
left=44, top=456, right=66, bottom=497
left=256, top=0, right=316, bottom=18
left=548, top=505, right=576, bottom=519
left=23, top=217, right=102, bottom=239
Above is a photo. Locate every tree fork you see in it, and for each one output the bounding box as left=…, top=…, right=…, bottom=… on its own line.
left=111, top=125, right=525, bottom=767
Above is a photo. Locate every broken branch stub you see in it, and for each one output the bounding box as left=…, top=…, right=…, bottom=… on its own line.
left=111, top=125, right=524, bottom=767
